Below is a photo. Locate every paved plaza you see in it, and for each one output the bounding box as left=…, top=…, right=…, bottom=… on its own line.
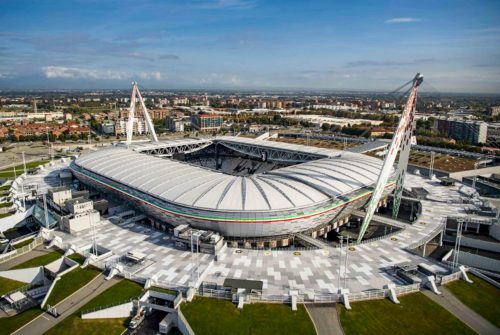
left=23, top=161, right=476, bottom=295
left=56, top=220, right=214, bottom=287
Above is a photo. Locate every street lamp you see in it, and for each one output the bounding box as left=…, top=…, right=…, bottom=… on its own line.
left=429, top=151, right=435, bottom=179
left=190, top=231, right=202, bottom=286
left=22, top=152, right=27, bottom=175
left=11, top=158, right=17, bottom=180
left=46, top=127, right=51, bottom=160
left=452, top=219, right=464, bottom=269
left=343, top=237, right=351, bottom=289
left=337, top=235, right=344, bottom=289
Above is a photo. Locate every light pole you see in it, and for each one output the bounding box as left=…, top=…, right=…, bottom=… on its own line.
left=46, top=128, right=51, bottom=160
left=429, top=151, right=435, bottom=179
left=472, top=162, right=478, bottom=190
left=343, top=237, right=351, bottom=289
left=43, top=193, right=49, bottom=229
left=90, top=209, right=97, bottom=256
left=196, top=232, right=201, bottom=283
left=190, top=231, right=196, bottom=286
left=337, top=235, right=344, bottom=289
left=189, top=231, right=202, bottom=286
left=453, top=219, right=463, bottom=269
left=20, top=152, right=26, bottom=210
left=22, top=152, right=27, bottom=175
left=12, top=159, right=17, bottom=180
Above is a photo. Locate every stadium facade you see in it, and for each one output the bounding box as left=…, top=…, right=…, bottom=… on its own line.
left=70, top=137, right=395, bottom=242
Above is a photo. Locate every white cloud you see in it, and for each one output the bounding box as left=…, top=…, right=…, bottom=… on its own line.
left=0, top=71, right=16, bottom=79
left=42, top=66, right=163, bottom=81
left=138, top=71, right=162, bottom=81
left=385, top=17, right=421, bottom=24
left=197, top=73, right=240, bottom=85
left=42, top=66, right=127, bottom=80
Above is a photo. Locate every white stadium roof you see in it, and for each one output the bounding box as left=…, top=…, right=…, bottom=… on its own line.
left=75, top=140, right=389, bottom=212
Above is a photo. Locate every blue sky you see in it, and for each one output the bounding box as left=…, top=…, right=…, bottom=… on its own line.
left=0, top=0, right=499, bottom=92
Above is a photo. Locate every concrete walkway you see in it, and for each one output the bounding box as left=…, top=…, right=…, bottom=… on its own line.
left=423, top=287, right=499, bottom=335
left=13, top=274, right=120, bottom=335
left=0, top=245, right=56, bottom=271
left=305, top=303, right=343, bottom=335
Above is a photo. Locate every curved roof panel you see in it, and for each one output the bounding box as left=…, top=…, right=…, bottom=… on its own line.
left=74, top=141, right=391, bottom=212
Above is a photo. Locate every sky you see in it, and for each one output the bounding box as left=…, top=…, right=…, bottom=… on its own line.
left=0, top=0, right=499, bottom=93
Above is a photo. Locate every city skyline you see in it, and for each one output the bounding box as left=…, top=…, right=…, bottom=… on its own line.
left=0, top=0, right=499, bottom=93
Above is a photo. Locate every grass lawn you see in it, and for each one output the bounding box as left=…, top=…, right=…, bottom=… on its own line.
left=43, top=317, right=129, bottom=335
left=150, top=286, right=178, bottom=296
left=0, top=212, right=14, bottom=219
left=181, top=297, right=316, bottom=335
left=446, top=274, right=500, bottom=328
left=0, top=276, right=26, bottom=296
left=0, top=160, right=49, bottom=179
left=0, top=202, right=13, bottom=208
left=44, top=280, right=144, bottom=335
left=11, top=249, right=64, bottom=269
left=0, top=308, right=43, bottom=335
left=45, top=266, right=101, bottom=307
left=13, top=237, right=34, bottom=249
left=67, top=253, right=86, bottom=265
left=0, top=184, right=11, bottom=191
left=339, top=292, right=476, bottom=335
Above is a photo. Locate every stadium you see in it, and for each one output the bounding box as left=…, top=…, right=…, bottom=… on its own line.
left=70, top=136, right=396, bottom=243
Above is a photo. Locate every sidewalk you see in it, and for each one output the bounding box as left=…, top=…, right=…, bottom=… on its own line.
left=13, top=274, right=120, bottom=335
left=423, top=287, right=498, bottom=335
left=0, top=245, right=56, bottom=271
left=305, top=303, right=344, bottom=335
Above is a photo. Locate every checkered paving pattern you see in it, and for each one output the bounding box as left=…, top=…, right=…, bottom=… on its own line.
left=51, top=172, right=470, bottom=294
left=56, top=221, right=215, bottom=286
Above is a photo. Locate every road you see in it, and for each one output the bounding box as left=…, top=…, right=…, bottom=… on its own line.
left=423, top=287, right=499, bottom=335
left=305, top=303, right=343, bottom=335
left=124, top=310, right=167, bottom=335
left=13, top=274, right=120, bottom=335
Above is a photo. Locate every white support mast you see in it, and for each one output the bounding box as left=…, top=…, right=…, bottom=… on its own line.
left=392, top=99, right=417, bottom=219
left=126, top=82, right=158, bottom=146
left=126, top=83, right=137, bottom=146
left=135, top=86, right=159, bottom=142
left=357, top=73, right=423, bottom=243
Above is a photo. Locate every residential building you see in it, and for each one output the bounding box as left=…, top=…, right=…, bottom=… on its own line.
left=150, top=109, right=170, bottom=120
left=191, top=114, right=223, bottom=131
left=100, top=120, right=115, bottom=135
left=115, top=118, right=149, bottom=136
left=487, top=106, right=500, bottom=117
left=165, top=116, right=185, bottom=132
left=434, top=118, right=487, bottom=144
left=487, top=123, right=500, bottom=141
